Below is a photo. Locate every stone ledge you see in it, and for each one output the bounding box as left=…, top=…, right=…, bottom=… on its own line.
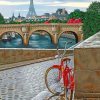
left=75, top=92, right=100, bottom=99
left=0, top=53, right=73, bottom=71
left=75, top=98, right=100, bottom=100
left=0, top=49, right=73, bottom=66
left=0, top=57, right=54, bottom=71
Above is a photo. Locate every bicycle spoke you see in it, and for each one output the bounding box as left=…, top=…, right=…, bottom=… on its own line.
left=45, top=67, right=64, bottom=95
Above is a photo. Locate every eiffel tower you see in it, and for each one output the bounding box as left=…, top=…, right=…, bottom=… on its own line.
left=26, top=0, right=37, bottom=19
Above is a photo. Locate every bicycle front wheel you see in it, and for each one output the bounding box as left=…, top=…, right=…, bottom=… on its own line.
left=45, top=66, right=64, bottom=96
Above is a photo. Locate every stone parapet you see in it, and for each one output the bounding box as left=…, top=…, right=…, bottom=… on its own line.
left=0, top=49, right=73, bottom=70
left=74, top=32, right=100, bottom=99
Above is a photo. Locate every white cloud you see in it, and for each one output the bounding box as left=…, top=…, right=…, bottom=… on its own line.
left=0, top=0, right=54, bottom=5
left=0, top=1, right=29, bottom=5
left=15, top=9, right=28, bottom=12
left=47, top=2, right=90, bottom=8
left=0, top=0, right=97, bottom=8
left=90, top=0, right=100, bottom=1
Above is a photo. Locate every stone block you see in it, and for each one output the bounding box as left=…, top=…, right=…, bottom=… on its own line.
left=75, top=70, right=100, bottom=93
left=74, top=48, right=100, bottom=70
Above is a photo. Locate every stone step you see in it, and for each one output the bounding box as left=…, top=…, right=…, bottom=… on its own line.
left=31, top=90, right=52, bottom=100
left=31, top=82, right=64, bottom=100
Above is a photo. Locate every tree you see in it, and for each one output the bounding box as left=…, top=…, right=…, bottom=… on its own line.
left=83, top=1, right=100, bottom=39
left=87, top=1, right=100, bottom=13
left=68, top=9, right=85, bottom=21
left=0, top=13, right=5, bottom=24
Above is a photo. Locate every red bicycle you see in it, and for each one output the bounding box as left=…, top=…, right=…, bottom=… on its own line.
left=45, top=42, right=74, bottom=100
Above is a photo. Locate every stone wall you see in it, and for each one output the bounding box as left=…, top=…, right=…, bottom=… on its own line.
left=0, top=49, right=73, bottom=70
left=74, top=32, right=100, bottom=99
left=0, top=50, right=55, bottom=65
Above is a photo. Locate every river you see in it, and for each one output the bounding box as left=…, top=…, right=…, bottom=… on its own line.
left=0, top=34, right=76, bottom=49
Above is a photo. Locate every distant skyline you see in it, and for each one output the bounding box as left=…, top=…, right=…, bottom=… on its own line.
left=0, top=0, right=99, bottom=18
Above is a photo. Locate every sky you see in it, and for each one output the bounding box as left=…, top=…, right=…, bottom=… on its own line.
left=0, top=0, right=99, bottom=18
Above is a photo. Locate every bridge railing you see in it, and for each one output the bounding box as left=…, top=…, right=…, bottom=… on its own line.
left=0, top=23, right=83, bottom=27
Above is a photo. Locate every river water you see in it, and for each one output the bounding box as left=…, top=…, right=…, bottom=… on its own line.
left=0, top=34, right=76, bottom=49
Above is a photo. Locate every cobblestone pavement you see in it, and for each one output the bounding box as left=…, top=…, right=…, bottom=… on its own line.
left=0, top=56, right=74, bottom=100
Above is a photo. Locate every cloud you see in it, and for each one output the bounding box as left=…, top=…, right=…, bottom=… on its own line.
left=0, top=0, right=52, bottom=6
left=0, top=1, right=29, bottom=5
left=47, top=2, right=91, bottom=8
left=15, top=9, right=28, bottom=12
left=0, top=0, right=97, bottom=8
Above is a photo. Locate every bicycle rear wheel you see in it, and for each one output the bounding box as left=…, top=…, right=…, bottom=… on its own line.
left=45, top=66, right=64, bottom=96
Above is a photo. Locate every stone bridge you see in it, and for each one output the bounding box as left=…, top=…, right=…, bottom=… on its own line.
left=0, top=23, right=83, bottom=46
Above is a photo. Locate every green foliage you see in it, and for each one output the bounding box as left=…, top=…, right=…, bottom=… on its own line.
left=8, top=21, right=21, bottom=24
left=49, top=19, right=62, bottom=23
left=8, top=20, right=36, bottom=24
left=87, top=1, right=100, bottom=13
left=25, top=20, right=36, bottom=24
left=36, top=20, right=45, bottom=23
left=0, top=13, right=5, bottom=24
left=68, top=9, right=85, bottom=21
left=61, top=20, right=67, bottom=23
left=83, top=1, right=100, bottom=39
left=21, top=20, right=28, bottom=24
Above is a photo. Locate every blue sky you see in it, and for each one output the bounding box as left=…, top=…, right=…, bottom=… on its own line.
left=0, top=0, right=99, bottom=18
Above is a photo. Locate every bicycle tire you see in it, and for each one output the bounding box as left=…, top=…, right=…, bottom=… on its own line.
left=45, top=66, right=74, bottom=100
left=45, top=66, right=64, bottom=95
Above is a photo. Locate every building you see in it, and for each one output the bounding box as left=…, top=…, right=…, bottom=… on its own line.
left=51, top=8, right=68, bottom=20
left=5, top=13, right=25, bottom=23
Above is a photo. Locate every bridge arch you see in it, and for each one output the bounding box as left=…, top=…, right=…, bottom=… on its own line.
left=29, top=30, right=53, bottom=43
left=28, top=30, right=55, bottom=48
left=0, top=31, right=24, bottom=47
left=58, top=31, right=78, bottom=49
left=59, top=31, right=79, bottom=43
left=0, top=31, right=23, bottom=38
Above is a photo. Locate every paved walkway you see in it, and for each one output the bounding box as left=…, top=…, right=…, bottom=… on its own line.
left=0, top=56, right=74, bottom=100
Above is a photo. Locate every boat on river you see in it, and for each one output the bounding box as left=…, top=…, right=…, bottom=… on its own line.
left=2, top=34, right=12, bottom=42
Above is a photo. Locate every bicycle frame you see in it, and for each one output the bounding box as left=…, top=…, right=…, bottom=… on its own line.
left=51, top=59, right=74, bottom=90
left=56, top=41, right=74, bottom=91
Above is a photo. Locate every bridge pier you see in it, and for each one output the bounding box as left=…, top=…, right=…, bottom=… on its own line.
left=23, top=33, right=29, bottom=46
left=51, top=33, right=58, bottom=45
left=77, top=32, right=84, bottom=42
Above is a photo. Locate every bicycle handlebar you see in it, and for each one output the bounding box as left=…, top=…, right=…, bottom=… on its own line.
left=56, top=41, right=72, bottom=59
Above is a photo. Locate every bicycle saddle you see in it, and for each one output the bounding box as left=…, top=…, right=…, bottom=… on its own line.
left=62, top=57, right=71, bottom=62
